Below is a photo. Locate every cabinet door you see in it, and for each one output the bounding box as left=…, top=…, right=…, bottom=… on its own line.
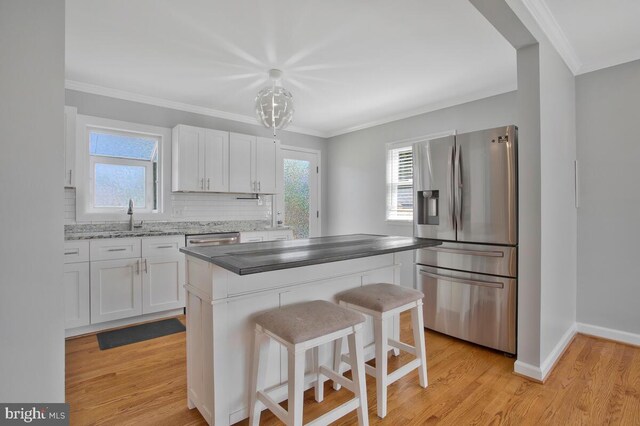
left=63, top=262, right=90, bottom=329
left=203, top=129, right=229, bottom=192
left=255, top=137, right=279, bottom=193
left=173, top=125, right=205, bottom=191
left=229, top=133, right=255, bottom=193
left=142, top=254, right=185, bottom=314
left=64, top=106, right=77, bottom=187
left=90, top=258, right=142, bottom=323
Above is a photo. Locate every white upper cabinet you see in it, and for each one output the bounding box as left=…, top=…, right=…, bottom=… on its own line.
left=229, top=132, right=255, bottom=193
left=255, top=136, right=278, bottom=194
left=172, top=124, right=229, bottom=192
left=64, top=106, right=77, bottom=187
left=229, top=133, right=279, bottom=194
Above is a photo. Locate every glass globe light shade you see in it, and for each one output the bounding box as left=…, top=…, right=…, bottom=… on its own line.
left=255, top=85, right=294, bottom=131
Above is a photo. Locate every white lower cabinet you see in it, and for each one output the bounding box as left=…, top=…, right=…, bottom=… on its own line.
left=63, top=262, right=90, bottom=329
left=142, top=253, right=185, bottom=314
left=90, top=258, right=143, bottom=324
left=240, top=229, right=293, bottom=243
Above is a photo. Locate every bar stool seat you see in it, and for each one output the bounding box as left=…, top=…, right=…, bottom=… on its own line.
left=249, top=300, right=370, bottom=426
left=334, top=283, right=428, bottom=419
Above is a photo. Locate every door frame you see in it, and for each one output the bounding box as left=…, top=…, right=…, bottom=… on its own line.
left=277, top=145, right=322, bottom=237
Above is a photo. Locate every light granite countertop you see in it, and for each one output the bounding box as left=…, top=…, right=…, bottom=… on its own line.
left=64, top=221, right=289, bottom=240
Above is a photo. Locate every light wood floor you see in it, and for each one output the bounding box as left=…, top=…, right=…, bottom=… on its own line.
left=66, top=314, right=640, bottom=425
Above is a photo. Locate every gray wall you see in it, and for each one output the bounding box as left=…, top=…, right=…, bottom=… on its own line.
left=576, top=59, right=640, bottom=334
left=326, top=91, right=518, bottom=288
left=0, top=0, right=65, bottom=401
left=65, top=90, right=330, bottom=233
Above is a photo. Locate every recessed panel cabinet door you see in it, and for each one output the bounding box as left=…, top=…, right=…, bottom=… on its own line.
left=203, top=129, right=229, bottom=192
left=173, top=125, right=205, bottom=191
left=142, top=254, right=185, bottom=314
left=229, top=133, right=255, bottom=193
left=63, top=262, right=90, bottom=329
left=90, top=258, right=142, bottom=323
left=255, top=137, right=278, bottom=193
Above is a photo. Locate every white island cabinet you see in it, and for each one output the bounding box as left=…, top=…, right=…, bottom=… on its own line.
left=181, top=234, right=436, bottom=425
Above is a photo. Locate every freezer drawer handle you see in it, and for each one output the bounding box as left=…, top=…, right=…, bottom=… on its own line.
left=419, top=269, right=504, bottom=289
left=188, top=237, right=238, bottom=244
left=423, top=247, right=504, bottom=257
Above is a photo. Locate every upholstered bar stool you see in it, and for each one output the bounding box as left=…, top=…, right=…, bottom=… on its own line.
left=249, top=300, right=369, bottom=426
left=333, top=283, right=428, bottom=418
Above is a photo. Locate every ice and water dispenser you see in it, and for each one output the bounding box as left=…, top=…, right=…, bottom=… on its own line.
left=416, top=190, right=439, bottom=225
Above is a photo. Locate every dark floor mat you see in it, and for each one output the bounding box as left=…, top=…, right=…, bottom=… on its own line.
left=97, top=318, right=185, bottom=350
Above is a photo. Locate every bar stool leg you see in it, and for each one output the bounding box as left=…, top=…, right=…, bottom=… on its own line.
left=348, top=327, right=369, bottom=426
left=411, top=303, right=428, bottom=388
left=332, top=337, right=344, bottom=391
left=249, top=329, right=270, bottom=426
left=392, top=314, right=401, bottom=356
left=313, top=346, right=324, bottom=402
left=374, top=317, right=388, bottom=418
left=288, top=348, right=306, bottom=426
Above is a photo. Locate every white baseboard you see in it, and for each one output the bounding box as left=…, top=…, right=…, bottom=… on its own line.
left=576, top=322, right=640, bottom=347
left=65, top=308, right=184, bottom=338
left=514, top=323, right=577, bottom=382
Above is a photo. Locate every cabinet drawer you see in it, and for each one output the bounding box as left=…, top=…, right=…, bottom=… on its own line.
left=90, top=238, right=141, bottom=261
left=268, top=230, right=293, bottom=241
left=240, top=231, right=266, bottom=243
left=142, top=235, right=185, bottom=257
left=63, top=240, right=89, bottom=263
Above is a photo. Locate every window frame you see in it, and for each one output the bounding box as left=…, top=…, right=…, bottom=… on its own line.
left=75, top=115, right=172, bottom=222
left=385, top=130, right=457, bottom=224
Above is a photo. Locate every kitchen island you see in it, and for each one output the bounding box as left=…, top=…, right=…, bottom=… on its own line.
left=180, top=234, right=438, bottom=425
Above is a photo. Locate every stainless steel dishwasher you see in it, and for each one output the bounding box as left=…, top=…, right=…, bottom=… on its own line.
left=185, top=232, right=241, bottom=247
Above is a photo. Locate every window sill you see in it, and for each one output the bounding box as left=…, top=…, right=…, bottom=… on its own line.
left=385, top=219, right=413, bottom=226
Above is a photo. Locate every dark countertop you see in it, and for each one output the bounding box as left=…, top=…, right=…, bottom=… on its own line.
left=180, top=234, right=440, bottom=275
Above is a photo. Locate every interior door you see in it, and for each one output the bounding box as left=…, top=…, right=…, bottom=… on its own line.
left=455, top=126, right=517, bottom=245
left=276, top=147, right=320, bottom=238
left=413, top=136, right=456, bottom=241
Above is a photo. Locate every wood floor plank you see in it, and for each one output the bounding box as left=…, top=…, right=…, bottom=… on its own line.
left=65, top=314, right=640, bottom=425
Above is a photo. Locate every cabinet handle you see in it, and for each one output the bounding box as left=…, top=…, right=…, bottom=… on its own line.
left=207, top=178, right=210, bottom=190
left=107, top=248, right=127, bottom=252
left=156, top=245, right=174, bottom=249
left=144, top=258, right=148, bottom=273
left=200, top=178, right=204, bottom=190
left=64, top=250, right=79, bottom=255
left=136, top=259, right=140, bottom=274
left=258, top=181, right=261, bottom=191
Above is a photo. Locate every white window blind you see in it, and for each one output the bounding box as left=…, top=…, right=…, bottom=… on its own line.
left=386, top=144, right=413, bottom=221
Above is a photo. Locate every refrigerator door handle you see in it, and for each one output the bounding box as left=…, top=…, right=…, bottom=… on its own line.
left=423, top=246, right=504, bottom=257
left=448, top=145, right=455, bottom=228
left=418, top=269, right=504, bottom=289
left=455, top=144, right=463, bottom=230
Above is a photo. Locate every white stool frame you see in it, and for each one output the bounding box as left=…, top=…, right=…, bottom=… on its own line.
left=333, top=299, right=428, bottom=418
left=249, top=322, right=369, bottom=426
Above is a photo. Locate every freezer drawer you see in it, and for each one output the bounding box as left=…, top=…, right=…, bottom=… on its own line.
left=417, top=265, right=516, bottom=354
left=415, top=242, right=517, bottom=277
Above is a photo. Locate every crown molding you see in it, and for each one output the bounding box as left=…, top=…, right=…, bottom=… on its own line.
left=325, top=82, right=517, bottom=138
left=577, top=47, right=640, bottom=75
left=64, top=80, right=329, bottom=138
left=520, top=0, right=582, bottom=75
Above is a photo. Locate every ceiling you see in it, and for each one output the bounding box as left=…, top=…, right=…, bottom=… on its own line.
left=522, top=0, right=640, bottom=75
left=65, top=0, right=517, bottom=137
left=66, top=1, right=640, bottom=138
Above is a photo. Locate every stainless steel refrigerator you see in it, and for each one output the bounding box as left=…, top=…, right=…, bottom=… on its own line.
left=413, top=125, right=517, bottom=354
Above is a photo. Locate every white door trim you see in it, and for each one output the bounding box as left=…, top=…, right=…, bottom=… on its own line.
left=278, top=146, right=322, bottom=237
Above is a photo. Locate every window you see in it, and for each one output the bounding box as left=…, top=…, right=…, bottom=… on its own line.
left=76, top=115, right=171, bottom=221
left=386, top=143, right=414, bottom=221
left=89, top=130, right=159, bottom=212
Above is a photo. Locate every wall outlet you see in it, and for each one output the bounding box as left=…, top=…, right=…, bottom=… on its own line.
left=173, top=207, right=184, bottom=217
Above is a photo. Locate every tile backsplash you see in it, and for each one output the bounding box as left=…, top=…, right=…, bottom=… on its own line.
left=64, top=188, right=272, bottom=224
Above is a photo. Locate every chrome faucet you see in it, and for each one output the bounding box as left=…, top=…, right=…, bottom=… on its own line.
left=127, top=199, right=134, bottom=231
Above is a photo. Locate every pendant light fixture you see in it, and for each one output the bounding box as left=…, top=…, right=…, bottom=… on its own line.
left=255, top=69, right=294, bottom=138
